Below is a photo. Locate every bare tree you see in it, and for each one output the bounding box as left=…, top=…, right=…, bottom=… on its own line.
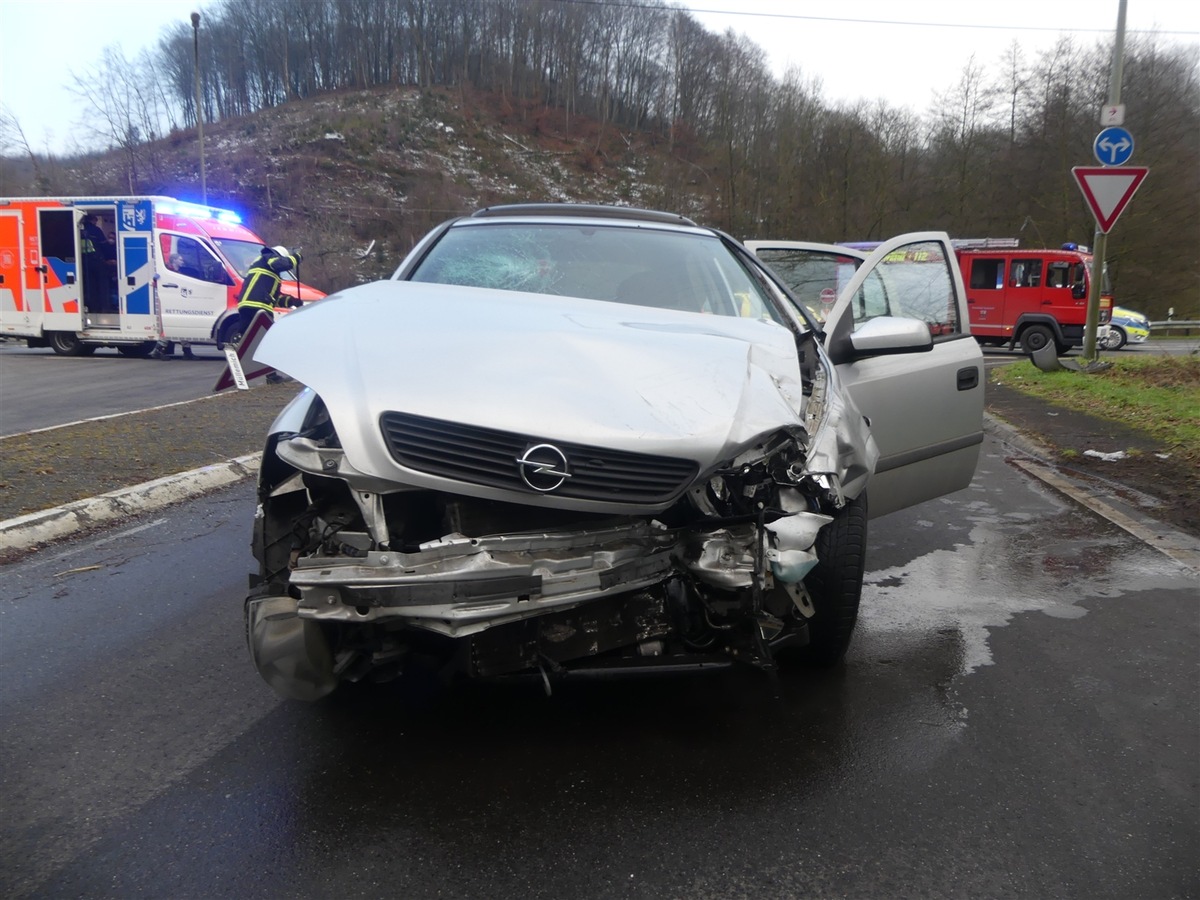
left=930, top=55, right=997, bottom=228
left=0, top=105, right=52, bottom=193
left=997, top=41, right=1029, bottom=146
left=70, top=45, right=175, bottom=188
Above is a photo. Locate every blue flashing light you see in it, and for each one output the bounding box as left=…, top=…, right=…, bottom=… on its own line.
left=176, top=203, right=212, bottom=219
left=156, top=199, right=243, bottom=224
left=1061, top=242, right=1077, bottom=251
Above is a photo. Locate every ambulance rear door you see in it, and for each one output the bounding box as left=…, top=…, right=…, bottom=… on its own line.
left=115, top=199, right=159, bottom=340
left=34, top=207, right=83, bottom=334
left=0, top=210, right=28, bottom=334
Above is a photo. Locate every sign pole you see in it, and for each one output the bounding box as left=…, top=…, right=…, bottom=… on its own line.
left=1083, top=0, right=1128, bottom=362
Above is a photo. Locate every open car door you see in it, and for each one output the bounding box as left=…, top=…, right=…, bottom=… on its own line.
left=750, top=233, right=984, bottom=519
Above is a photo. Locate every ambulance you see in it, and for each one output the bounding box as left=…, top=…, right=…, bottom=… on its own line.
left=0, top=196, right=324, bottom=356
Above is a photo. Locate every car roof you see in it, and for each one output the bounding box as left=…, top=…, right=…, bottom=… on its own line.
left=956, top=248, right=1088, bottom=257
left=470, top=203, right=698, bottom=227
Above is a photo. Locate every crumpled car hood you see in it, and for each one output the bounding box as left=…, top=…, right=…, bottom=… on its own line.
left=255, top=281, right=864, bottom=508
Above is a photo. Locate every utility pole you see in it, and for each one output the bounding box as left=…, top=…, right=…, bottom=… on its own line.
left=1082, top=0, right=1127, bottom=361
left=192, top=12, right=207, bottom=204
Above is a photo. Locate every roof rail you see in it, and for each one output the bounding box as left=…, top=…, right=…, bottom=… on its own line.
left=951, top=237, right=1021, bottom=249
left=471, top=203, right=697, bottom=226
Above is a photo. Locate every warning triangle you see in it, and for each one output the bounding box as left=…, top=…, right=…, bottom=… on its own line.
left=1071, top=166, right=1149, bottom=233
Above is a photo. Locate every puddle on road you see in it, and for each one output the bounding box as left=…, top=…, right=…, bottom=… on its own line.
left=859, top=486, right=1188, bottom=679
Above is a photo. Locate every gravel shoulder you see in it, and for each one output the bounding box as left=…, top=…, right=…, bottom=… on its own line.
left=0, top=382, right=297, bottom=521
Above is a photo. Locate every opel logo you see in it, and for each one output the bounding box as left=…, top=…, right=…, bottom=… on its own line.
left=516, top=443, right=571, bottom=492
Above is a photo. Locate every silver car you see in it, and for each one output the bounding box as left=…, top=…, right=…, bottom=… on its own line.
left=246, top=205, right=984, bottom=701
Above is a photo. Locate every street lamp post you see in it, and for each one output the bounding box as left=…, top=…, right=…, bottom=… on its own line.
left=191, top=12, right=207, bottom=204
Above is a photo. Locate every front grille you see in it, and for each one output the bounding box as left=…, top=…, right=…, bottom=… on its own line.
left=380, top=411, right=698, bottom=505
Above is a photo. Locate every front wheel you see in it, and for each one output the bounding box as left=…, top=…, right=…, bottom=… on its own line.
left=49, top=331, right=88, bottom=357
left=1103, top=326, right=1127, bottom=350
left=1020, top=324, right=1055, bottom=355
left=216, top=319, right=243, bottom=351
left=799, top=492, right=868, bottom=666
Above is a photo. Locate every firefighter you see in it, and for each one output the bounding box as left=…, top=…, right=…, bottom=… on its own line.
left=236, top=245, right=302, bottom=337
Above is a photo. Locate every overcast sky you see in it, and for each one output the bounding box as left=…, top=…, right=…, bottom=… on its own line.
left=689, top=0, right=1198, bottom=106
left=1, top=0, right=1196, bottom=156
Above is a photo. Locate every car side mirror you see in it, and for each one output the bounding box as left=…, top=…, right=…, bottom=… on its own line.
left=845, top=316, right=933, bottom=358
left=1072, top=284, right=1086, bottom=299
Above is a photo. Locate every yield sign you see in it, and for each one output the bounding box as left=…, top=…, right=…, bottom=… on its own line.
left=213, top=310, right=277, bottom=392
left=1072, top=166, right=1149, bottom=233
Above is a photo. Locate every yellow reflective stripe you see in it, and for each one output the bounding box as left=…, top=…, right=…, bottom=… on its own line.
left=243, top=271, right=268, bottom=295
left=238, top=268, right=284, bottom=309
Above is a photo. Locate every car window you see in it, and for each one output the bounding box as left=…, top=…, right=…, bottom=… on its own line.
left=753, top=248, right=862, bottom=323
left=1046, top=261, right=1072, bottom=289
left=1010, top=258, right=1043, bottom=288
left=969, top=258, right=1005, bottom=290
left=408, top=222, right=782, bottom=323
left=159, top=233, right=232, bottom=285
left=862, top=241, right=962, bottom=337
left=213, top=238, right=275, bottom=278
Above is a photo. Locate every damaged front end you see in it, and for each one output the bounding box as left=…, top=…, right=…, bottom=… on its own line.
left=248, top=360, right=866, bottom=702
left=244, top=280, right=876, bottom=701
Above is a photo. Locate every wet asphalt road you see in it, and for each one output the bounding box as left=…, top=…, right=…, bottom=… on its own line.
left=0, top=343, right=227, bottom=437
left=2, top=435, right=1197, bottom=899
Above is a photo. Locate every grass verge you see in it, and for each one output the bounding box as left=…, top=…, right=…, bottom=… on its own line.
left=0, top=383, right=297, bottom=520
left=990, top=355, right=1200, bottom=463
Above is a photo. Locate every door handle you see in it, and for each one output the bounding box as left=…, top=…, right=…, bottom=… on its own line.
left=957, top=366, right=979, bottom=391
left=161, top=282, right=179, bottom=289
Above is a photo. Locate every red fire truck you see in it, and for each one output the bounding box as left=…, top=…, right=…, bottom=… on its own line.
left=954, top=238, right=1112, bottom=355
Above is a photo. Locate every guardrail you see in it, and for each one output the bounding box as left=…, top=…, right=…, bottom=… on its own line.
left=1150, top=320, right=1200, bottom=337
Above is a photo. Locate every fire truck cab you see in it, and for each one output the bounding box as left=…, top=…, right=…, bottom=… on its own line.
left=954, top=239, right=1112, bottom=355
left=0, top=195, right=324, bottom=356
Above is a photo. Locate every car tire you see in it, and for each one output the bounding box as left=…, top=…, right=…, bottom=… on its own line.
left=216, top=319, right=242, bottom=350
left=798, top=492, right=868, bottom=666
left=48, top=331, right=87, bottom=356
left=1106, top=326, right=1128, bottom=350
left=1020, top=324, right=1055, bottom=355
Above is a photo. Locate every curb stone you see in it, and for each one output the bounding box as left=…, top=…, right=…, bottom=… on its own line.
left=984, top=412, right=1200, bottom=574
left=0, top=453, right=262, bottom=556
